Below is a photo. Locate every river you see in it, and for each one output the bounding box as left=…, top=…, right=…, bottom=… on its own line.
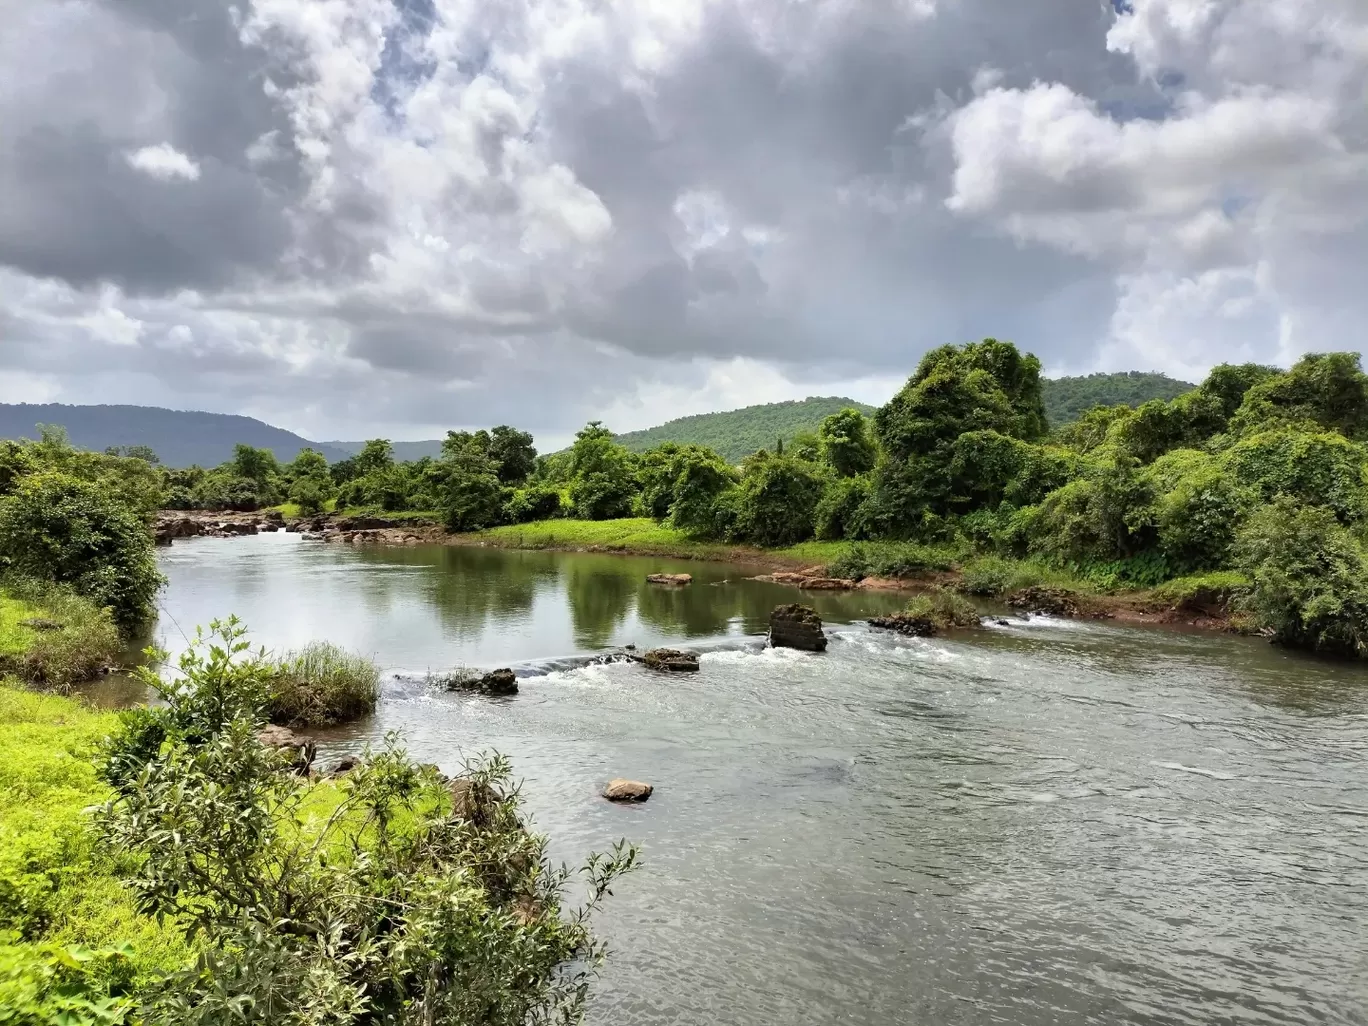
left=136, top=531, right=1368, bottom=1024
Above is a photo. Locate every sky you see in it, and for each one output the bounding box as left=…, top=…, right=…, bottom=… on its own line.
left=2, top=0, right=1366, bottom=449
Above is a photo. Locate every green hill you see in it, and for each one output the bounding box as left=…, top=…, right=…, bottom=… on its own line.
left=1041, top=372, right=1196, bottom=427
left=614, top=396, right=877, bottom=463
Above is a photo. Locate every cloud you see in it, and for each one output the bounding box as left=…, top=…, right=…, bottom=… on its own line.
left=125, top=143, right=201, bottom=181
left=0, top=0, right=1364, bottom=442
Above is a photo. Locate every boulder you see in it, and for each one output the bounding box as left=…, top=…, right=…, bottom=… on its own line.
left=867, top=613, right=939, bottom=637
left=1006, top=587, right=1079, bottom=617
left=478, top=669, right=519, bottom=695
left=603, top=778, right=653, bottom=802
left=646, top=573, right=692, bottom=585
left=769, top=603, right=827, bottom=652
left=258, top=725, right=316, bottom=775
left=638, top=648, right=700, bottom=672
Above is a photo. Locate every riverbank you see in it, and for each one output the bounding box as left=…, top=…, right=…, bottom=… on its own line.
left=154, top=511, right=1244, bottom=633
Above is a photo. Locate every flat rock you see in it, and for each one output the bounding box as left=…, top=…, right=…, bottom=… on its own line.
left=257, top=724, right=316, bottom=774
left=868, top=613, right=939, bottom=637
left=638, top=648, right=700, bottom=672
left=769, top=603, right=827, bottom=652
left=603, top=778, right=653, bottom=802
left=798, top=577, right=856, bottom=590
left=646, top=573, right=692, bottom=585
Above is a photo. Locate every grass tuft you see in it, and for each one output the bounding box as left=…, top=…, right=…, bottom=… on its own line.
left=268, top=642, right=381, bottom=727
left=957, top=555, right=1093, bottom=598
left=903, top=587, right=982, bottom=629
left=0, top=578, right=121, bottom=692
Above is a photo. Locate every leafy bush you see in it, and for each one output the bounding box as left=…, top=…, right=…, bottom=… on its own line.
left=99, top=619, right=638, bottom=1024
left=0, top=473, right=162, bottom=632
left=502, top=485, right=563, bottom=524
left=902, top=587, right=981, bottom=630
left=1234, top=498, right=1368, bottom=656
left=734, top=454, right=825, bottom=547
left=267, top=642, right=381, bottom=727
left=958, top=555, right=1088, bottom=597
left=817, top=408, right=877, bottom=477
left=827, top=542, right=955, bottom=581
left=1030, top=457, right=1156, bottom=563
left=0, top=937, right=137, bottom=1025
left=0, top=578, right=121, bottom=691
left=1150, top=571, right=1251, bottom=611
left=1220, top=427, right=1368, bottom=522
left=567, top=423, right=637, bottom=521
left=1228, top=351, right=1368, bottom=439
left=814, top=475, right=872, bottom=541
left=1145, top=450, right=1255, bottom=573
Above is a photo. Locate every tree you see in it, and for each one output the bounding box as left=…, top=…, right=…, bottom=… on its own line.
left=567, top=422, right=636, bottom=520
left=818, top=408, right=876, bottom=478
left=230, top=444, right=280, bottom=486
left=1145, top=450, right=1255, bottom=574
left=0, top=472, right=162, bottom=630
left=1230, top=352, right=1368, bottom=439
left=1220, top=427, right=1368, bottom=523
left=735, top=454, right=825, bottom=547
left=814, top=475, right=872, bottom=541
left=105, top=444, right=161, bottom=465
left=1235, top=497, right=1368, bottom=656
left=1199, top=362, right=1279, bottom=420
left=438, top=441, right=504, bottom=532
left=489, top=426, right=537, bottom=485
left=354, top=439, right=396, bottom=476
left=668, top=448, right=737, bottom=535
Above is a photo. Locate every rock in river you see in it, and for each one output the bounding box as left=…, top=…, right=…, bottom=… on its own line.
left=867, top=612, right=939, bottom=637
left=637, top=648, right=700, bottom=672
left=647, top=573, right=692, bottom=585
left=769, top=603, right=828, bottom=652
left=258, top=724, right=316, bottom=775
left=1007, top=587, right=1079, bottom=617
left=603, top=778, right=653, bottom=802
left=478, top=668, right=519, bottom=695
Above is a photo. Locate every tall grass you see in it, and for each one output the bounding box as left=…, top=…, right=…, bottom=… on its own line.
left=0, top=577, right=121, bottom=691
left=957, top=555, right=1093, bottom=598
left=268, top=642, right=381, bottom=727
left=902, top=587, right=982, bottom=629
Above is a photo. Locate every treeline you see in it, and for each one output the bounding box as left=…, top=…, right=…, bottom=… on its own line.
left=1041, top=370, right=1196, bottom=426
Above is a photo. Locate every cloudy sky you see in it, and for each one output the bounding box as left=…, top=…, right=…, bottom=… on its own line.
left=2, top=0, right=1365, bottom=447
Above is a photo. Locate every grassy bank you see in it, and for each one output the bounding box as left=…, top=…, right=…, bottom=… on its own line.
left=0, top=580, right=121, bottom=691
left=0, top=686, right=189, bottom=990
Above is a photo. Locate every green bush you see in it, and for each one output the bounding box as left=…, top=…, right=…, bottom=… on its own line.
left=813, top=475, right=871, bottom=541
left=734, top=454, right=825, bottom=547
left=267, top=642, right=381, bottom=727
left=1030, top=457, right=1156, bottom=563
left=0, top=578, right=121, bottom=691
left=502, top=484, right=563, bottom=524
left=1220, top=427, right=1368, bottom=522
left=902, top=587, right=982, bottom=630
left=958, top=555, right=1088, bottom=597
left=1145, top=450, right=1255, bottom=573
left=1150, top=571, right=1251, bottom=610
left=817, top=408, right=877, bottom=477
left=567, top=423, right=637, bottom=520
left=0, top=473, right=161, bottom=632
left=0, top=937, right=137, bottom=1025
left=827, top=542, right=955, bottom=581
left=1234, top=497, right=1368, bottom=656
left=99, top=619, right=638, bottom=1023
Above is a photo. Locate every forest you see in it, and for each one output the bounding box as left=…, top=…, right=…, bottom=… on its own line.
left=140, top=340, right=1368, bottom=658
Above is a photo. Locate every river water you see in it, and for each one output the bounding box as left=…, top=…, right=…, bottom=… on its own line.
left=142, top=532, right=1367, bottom=1024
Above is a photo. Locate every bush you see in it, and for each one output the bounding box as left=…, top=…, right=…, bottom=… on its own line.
left=502, top=485, right=563, bottom=524
left=827, top=542, right=955, bottom=581
left=1150, top=571, right=1251, bottom=611
left=1233, top=498, right=1368, bottom=656
left=902, top=587, right=981, bottom=629
left=1220, top=428, right=1368, bottom=523
left=267, top=641, right=381, bottom=727
left=814, top=475, right=872, bottom=541
left=958, top=555, right=1088, bottom=597
left=0, top=473, right=162, bottom=632
left=99, top=619, right=638, bottom=1024
left=735, top=455, right=825, bottom=547
left=0, top=578, right=121, bottom=691
left=1146, top=450, right=1255, bottom=573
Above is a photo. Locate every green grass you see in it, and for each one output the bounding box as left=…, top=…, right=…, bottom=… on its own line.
left=0, top=580, right=121, bottom=692
left=0, top=686, right=189, bottom=982
left=903, top=587, right=982, bottom=629
left=268, top=642, right=381, bottom=727
left=1149, top=570, right=1251, bottom=610
left=333, top=507, right=441, bottom=524
left=957, top=555, right=1095, bottom=598
left=470, top=519, right=741, bottom=558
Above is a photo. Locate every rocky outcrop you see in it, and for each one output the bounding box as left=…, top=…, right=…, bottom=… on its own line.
left=440, top=668, right=519, bottom=695
left=325, top=755, right=361, bottom=777
left=867, top=613, right=939, bottom=637
left=754, top=570, right=855, bottom=589
left=646, top=573, right=692, bottom=585
left=769, top=604, right=827, bottom=652
left=635, top=648, right=700, bottom=672
left=258, top=724, right=316, bottom=775
left=1007, top=587, right=1079, bottom=617
left=797, top=577, right=856, bottom=591
left=603, top=778, right=653, bottom=802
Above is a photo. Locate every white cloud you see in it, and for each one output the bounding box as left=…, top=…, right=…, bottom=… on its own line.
left=125, top=143, right=201, bottom=181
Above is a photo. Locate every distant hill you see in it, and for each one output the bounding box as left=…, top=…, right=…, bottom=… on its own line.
left=614, top=396, right=878, bottom=463
left=324, top=439, right=445, bottom=462
left=1041, top=372, right=1197, bottom=427
left=0, top=404, right=350, bottom=468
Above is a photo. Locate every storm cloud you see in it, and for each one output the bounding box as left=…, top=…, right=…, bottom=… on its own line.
left=1, top=0, right=1365, bottom=444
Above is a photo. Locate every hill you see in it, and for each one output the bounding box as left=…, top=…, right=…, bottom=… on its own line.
left=613, top=396, right=877, bottom=463
left=0, top=404, right=351, bottom=468
left=1041, top=372, right=1196, bottom=427
left=324, top=439, right=446, bottom=462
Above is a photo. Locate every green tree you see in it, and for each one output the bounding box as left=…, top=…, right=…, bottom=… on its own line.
left=1229, top=352, right=1368, bottom=439
left=438, top=441, right=504, bottom=532
left=488, top=426, right=537, bottom=485
left=814, top=474, right=872, bottom=541
left=1145, top=450, right=1255, bottom=574
left=735, top=454, right=825, bottom=547
left=567, top=422, right=637, bottom=520
left=1199, top=362, right=1279, bottom=420
left=230, top=444, right=280, bottom=486
left=818, top=408, right=876, bottom=477
left=1235, top=497, right=1368, bottom=656
left=0, top=472, right=162, bottom=631
left=668, top=448, right=737, bottom=535
left=1220, top=427, right=1368, bottom=522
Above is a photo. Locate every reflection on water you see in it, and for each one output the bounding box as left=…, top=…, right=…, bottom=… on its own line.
left=152, top=533, right=1368, bottom=1026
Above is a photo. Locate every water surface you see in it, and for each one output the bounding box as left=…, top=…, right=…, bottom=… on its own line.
left=145, top=533, right=1368, bottom=1025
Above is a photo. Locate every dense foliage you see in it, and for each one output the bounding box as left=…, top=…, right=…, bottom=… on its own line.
left=1041, top=371, right=1197, bottom=427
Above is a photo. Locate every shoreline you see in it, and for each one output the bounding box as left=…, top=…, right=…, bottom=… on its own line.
left=155, top=509, right=1242, bottom=636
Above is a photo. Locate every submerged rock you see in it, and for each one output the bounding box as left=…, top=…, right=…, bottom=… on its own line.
left=478, top=669, right=519, bottom=695
left=769, top=604, right=827, bottom=652
left=637, top=648, right=700, bottom=672
left=603, top=778, right=653, bottom=802
left=867, top=613, right=939, bottom=637
left=646, top=573, right=693, bottom=585
left=1007, top=587, right=1079, bottom=617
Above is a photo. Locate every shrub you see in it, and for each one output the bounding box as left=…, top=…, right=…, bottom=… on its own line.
left=502, top=485, right=563, bottom=524
left=0, top=938, right=137, bottom=1025
left=1220, top=428, right=1368, bottom=523
left=0, top=473, right=162, bottom=632
left=1234, top=497, right=1368, bottom=656
left=735, top=454, right=825, bottom=547
left=813, top=475, right=871, bottom=541
left=0, top=578, right=121, bottom=691
left=958, top=555, right=1088, bottom=597
left=902, top=587, right=981, bottom=630
left=817, top=408, right=877, bottom=477
left=99, top=619, right=638, bottom=1024
left=1030, top=456, right=1155, bottom=563
left=267, top=641, right=381, bottom=727
left=827, top=542, right=955, bottom=581
left=1150, top=571, right=1251, bottom=611
left=1146, top=450, right=1255, bottom=573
